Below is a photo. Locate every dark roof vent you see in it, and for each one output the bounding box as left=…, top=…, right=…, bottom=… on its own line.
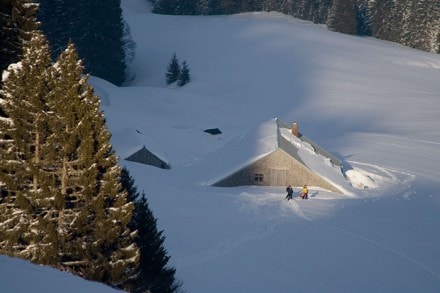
left=204, top=128, right=222, bottom=135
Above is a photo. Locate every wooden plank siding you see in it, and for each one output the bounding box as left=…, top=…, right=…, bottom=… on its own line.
left=125, top=146, right=170, bottom=169
left=213, top=149, right=342, bottom=193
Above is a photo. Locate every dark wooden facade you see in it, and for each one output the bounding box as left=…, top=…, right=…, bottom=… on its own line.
left=125, top=146, right=170, bottom=169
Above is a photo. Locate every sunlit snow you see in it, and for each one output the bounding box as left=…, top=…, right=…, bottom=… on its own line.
left=3, top=0, right=440, bottom=292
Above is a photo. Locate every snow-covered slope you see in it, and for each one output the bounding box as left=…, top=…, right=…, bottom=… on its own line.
left=3, top=0, right=440, bottom=291
left=95, top=0, right=440, bottom=292
left=0, top=255, right=118, bottom=292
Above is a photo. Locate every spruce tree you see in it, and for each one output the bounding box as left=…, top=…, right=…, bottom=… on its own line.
left=45, top=42, right=139, bottom=286
left=369, top=0, right=400, bottom=43
left=1, top=35, right=140, bottom=286
left=120, top=167, right=139, bottom=203
left=35, top=0, right=73, bottom=56
left=327, top=0, right=357, bottom=35
left=120, top=167, right=180, bottom=293
left=133, top=193, right=180, bottom=293
left=0, top=30, right=54, bottom=261
left=153, top=0, right=180, bottom=14
left=166, top=53, right=181, bottom=85
left=356, top=0, right=371, bottom=36
left=37, top=0, right=128, bottom=85
left=178, top=60, right=191, bottom=87
left=0, top=0, right=39, bottom=73
left=399, top=0, right=440, bottom=53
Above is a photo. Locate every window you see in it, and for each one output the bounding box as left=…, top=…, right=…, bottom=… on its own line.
left=254, top=173, right=264, bottom=183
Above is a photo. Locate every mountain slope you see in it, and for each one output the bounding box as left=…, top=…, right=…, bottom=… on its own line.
left=87, top=1, right=440, bottom=292
left=0, top=255, right=119, bottom=292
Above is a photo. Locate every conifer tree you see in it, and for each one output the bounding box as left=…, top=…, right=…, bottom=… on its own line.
left=0, top=0, right=39, bottom=73
left=178, top=60, right=191, bottom=87
left=37, top=0, right=128, bottom=85
left=1, top=35, right=140, bottom=287
left=0, top=30, right=54, bottom=261
left=45, top=42, right=139, bottom=285
left=120, top=167, right=180, bottom=293
left=356, top=0, right=371, bottom=36
left=166, top=53, right=181, bottom=85
left=132, top=193, right=180, bottom=292
left=327, top=0, right=357, bottom=35
left=369, top=0, right=399, bottom=42
left=120, top=167, right=139, bottom=203
left=152, top=0, right=179, bottom=14
left=399, top=0, right=440, bottom=53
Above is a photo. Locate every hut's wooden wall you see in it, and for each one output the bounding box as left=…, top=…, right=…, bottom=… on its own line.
left=213, top=149, right=341, bottom=193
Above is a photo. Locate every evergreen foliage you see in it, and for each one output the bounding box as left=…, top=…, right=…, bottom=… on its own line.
left=0, top=34, right=139, bottom=288
left=399, top=0, right=439, bottom=53
left=0, top=30, right=53, bottom=262
left=0, top=0, right=39, bottom=73
left=46, top=42, right=139, bottom=285
left=356, top=0, right=371, bottom=36
left=132, top=193, right=180, bottom=292
left=152, top=0, right=178, bottom=15
left=166, top=53, right=181, bottom=85
left=120, top=167, right=139, bottom=203
left=37, top=0, right=129, bottom=85
left=165, top=53, right=191, bottom=87
left=178, top=61, right=191, bottom=87
left=120, top=167, right=180, bottom=293
left=327, top=0, right=357, bottom=35
left=369, top=0, right=398, bottom=42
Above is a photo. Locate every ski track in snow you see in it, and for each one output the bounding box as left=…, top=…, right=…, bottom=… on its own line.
left=347, top=160, right=423, bottom=194
left=175, top=193, right=305, bottom=268
left=348, top=159, right=440, bottom=202
left=312, top=219, right=440, bottom=282
left=175, top=187, right=440, bottom=283
left=348, top=161, right=401, bottom=183
left=285, top=198, right=313, bottom=221
left=174, top=159, right=434, bottom=275
left=249, top=190, right=440, bottom=282
left=175, top=200, right=284, bottom=268
left=379, top=135, right=440, bottom=146
left=293, top=195, right=440, bottom=282
left=175, top=218, right=283, bottom=268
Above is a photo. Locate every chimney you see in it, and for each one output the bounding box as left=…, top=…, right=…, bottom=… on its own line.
left=292, top=121, right=298, bottom=137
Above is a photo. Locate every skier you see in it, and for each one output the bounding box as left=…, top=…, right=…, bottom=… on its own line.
left=299, top=184, right=308, bottom=199
left=285, top=185, right=293, bottom=200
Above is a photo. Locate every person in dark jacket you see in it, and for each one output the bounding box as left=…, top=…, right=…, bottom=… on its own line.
left=286, top=185, right=294, bottom=200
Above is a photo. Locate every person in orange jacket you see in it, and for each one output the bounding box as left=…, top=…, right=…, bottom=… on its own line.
left=299, top=184, right=308, bottom=199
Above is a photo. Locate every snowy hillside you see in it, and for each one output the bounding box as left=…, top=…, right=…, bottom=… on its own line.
left=93, top=0, right=440, bottom=292
left=3, top=0, right=440, bottom=291
left=0, top=255, right=118, bottom=292
left=90, top=1, right=440, bottom=292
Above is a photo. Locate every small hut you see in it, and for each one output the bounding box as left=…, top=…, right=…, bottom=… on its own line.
left=125, top=145, right=170, bottom=169
left=211, top=118, right=344, bottom=194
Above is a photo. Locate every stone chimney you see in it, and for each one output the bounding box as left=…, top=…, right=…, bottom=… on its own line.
left=292, top=121, right=298, bottom=137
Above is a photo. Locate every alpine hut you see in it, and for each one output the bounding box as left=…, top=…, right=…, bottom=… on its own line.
left=108, top=127, right=170, bottom=170
left=210, top=118, right=346, bottom=194
left=125, top=145, right=170, bottom=169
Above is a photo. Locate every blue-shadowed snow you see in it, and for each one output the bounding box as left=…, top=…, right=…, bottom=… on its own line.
left=0, top=255, right=119, bottom=292
left=3, top=0, right=440, bottom=291
left=99, top=1, right=440, bottom=292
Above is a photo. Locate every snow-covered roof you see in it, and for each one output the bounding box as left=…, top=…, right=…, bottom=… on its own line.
left=198, top=118, right=352, bottom=194
left=110, top=127, right=169, bottom=165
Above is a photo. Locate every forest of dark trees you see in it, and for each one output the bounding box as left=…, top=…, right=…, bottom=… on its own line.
left=36, top=0, right=133, bottom=86
left=151, top=0, right=440, bottom=54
